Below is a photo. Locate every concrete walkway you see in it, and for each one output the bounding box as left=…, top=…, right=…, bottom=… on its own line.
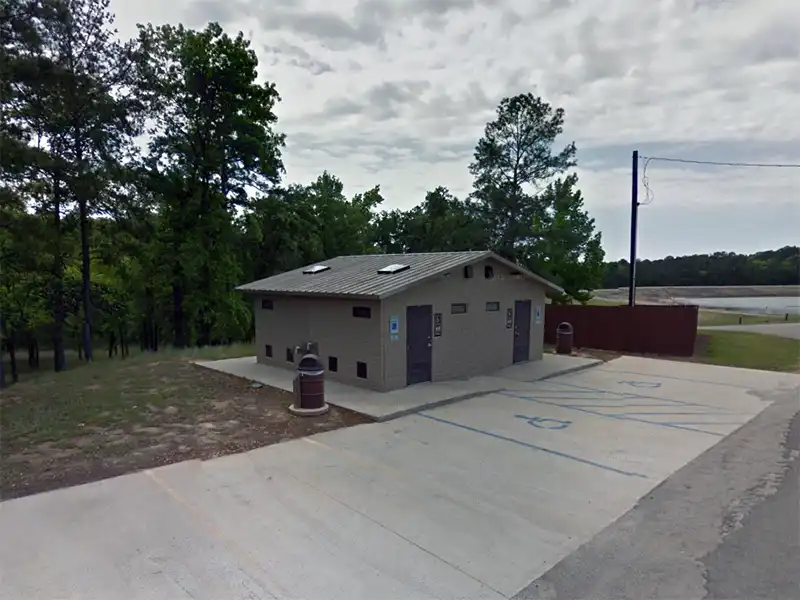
left=2, top=357, right=795, bottom=600
left=195, top=353, right=602, bottom=420
left=700, top=322, right=800, bottom=340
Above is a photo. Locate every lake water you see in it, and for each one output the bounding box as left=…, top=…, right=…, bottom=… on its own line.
left=675, top=296, right=800, bottom=315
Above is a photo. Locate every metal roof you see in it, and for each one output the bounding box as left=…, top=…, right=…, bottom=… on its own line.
left=236, top=251, right=564, bottom=299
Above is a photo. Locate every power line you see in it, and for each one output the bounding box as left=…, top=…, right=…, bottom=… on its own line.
left=639, top=156, right=800, bottom=168
left=638, top=155, right=800, bottom=206
left=627, top=149, right=800, bottom=307
left=640, top=157, right=655, bottom=205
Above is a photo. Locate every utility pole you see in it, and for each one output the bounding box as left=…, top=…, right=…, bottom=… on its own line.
left=628, top=150, right=639, bottom=306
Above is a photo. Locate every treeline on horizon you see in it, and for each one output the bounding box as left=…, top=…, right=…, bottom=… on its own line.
left=602, top=246, right=800, bottom=288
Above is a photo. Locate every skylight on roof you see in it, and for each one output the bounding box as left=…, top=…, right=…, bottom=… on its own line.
left=302, top=264, right=331, bottom=274
left=377, top=263, right=410, bottom=274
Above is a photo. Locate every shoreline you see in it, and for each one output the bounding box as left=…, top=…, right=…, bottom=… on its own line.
left=597, top=285, right=799, bottom=301
left=594, top=285, right=800, bottom=304
left=594, top=285, right=800, bottom=316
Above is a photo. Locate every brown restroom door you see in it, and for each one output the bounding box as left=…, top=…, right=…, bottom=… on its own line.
left=513, top=300, right=532, bottom=363
left=406, top=305, right=433, bottom=385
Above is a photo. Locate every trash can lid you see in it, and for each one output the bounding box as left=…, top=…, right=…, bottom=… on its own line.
left=297, top=353, right=324, bottom=371
left=556, top=321, right=573, bottom=333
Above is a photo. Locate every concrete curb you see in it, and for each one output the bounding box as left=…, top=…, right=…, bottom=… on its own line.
left=373, top=358, right=606, bottom=422
left=536, top=357, right=605, bottom=381
left=193, top=357, right=606, bottom=423
left=194, top=361, right=506, bottom=422
left=372, top=389, right=508, bottom=422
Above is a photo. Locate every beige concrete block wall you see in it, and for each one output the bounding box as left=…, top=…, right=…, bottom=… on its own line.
left=254, top=296, right=309, bottom=366
left=381, top=258, right=547, bottom=391
left=254, top=295, right=383, bottom=390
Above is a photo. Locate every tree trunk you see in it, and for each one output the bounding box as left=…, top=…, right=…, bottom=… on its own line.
left=119, top=324, right=128, bottom=358
left=172, top=280, right=186, bottom=348
left=140, top=320, right=147, bottom=351
left=8, top=337, right=18, bottom=383
left=0, top=291, right=5, bottom=388
left=108, top=330, right=117, bottom=358
left=51, top=180, right=67, bottom=372
left=79, top=198, right=93, bottom=361
left=27, top=332, right=39, bottom=368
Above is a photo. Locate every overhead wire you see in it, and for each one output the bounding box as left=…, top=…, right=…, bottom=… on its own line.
left=638, top=155, right=800, bottom=206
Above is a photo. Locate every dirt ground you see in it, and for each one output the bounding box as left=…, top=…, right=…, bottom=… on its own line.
left=0, top=356, right=371, bottom=500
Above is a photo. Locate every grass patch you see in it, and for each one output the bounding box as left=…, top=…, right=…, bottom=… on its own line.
left=1, top=343, right=254, bottom=447
left=0, top=343, right=370, bottom=499
left=697, top=311, right=800, bottom=327
left=694, top=331, right=800, bottom=373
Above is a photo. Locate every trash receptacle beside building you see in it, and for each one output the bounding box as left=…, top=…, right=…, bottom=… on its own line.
left=555, top=322, right=574, bottom=355
left=289, top=352, right=329, bottom=416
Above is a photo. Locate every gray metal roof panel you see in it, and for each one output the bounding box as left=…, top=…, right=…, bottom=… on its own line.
left=236, top=251, right=563, bottom=298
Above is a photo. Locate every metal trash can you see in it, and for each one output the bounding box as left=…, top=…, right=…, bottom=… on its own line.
left=555, top=322, right=574, bottom=355
left=289, top=352, right=329, bottom=416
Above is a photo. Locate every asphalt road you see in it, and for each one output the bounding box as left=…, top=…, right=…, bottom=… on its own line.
left=513, top=388, right=800, bottom=600
left=701, top=322, right=800, bottom=340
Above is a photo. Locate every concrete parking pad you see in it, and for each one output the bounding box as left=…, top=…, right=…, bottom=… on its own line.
left=195, top=353, right=601, bottom=420
left=2, top=356, right=796, bottom=600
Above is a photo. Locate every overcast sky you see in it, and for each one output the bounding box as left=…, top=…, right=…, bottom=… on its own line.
left=111, top=0, right=800, bottom=260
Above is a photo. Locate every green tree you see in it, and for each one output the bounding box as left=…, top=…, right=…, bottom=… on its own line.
left=302, top=173, right=383, bottom=258
left=401, top=187, right=488, bottom=252
left=602, top=246, right=800, bottom=288
left=523, top=174, right=605, bottom=303
left=137, top=21, right=284, bottom=346
left=469, top=93, right=576, bottom=262
left=12, top=0, right=142, bottom=361
left=1, top=0, right=72, bottom=371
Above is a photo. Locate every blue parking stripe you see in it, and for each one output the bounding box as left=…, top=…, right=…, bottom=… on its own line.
left=418, top=413, right=648, bottom=479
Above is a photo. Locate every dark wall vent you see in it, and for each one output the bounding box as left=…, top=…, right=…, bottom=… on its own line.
left=357, top=361, right=368, bottom=378
left=352, top=306, right=372, bottom=318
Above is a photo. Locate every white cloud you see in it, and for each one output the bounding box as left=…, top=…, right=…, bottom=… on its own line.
left=110, top=0, right=800, bottom=259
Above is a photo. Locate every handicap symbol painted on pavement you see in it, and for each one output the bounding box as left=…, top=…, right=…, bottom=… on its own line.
left=619, top=380, right=662, bottom=389
left=515, top=414, right=572, bottom=430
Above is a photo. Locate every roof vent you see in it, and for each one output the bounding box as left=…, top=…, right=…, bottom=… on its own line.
left=377, top=263, right=410, bottom=274
left=302, top=264, right=330, bottom=274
